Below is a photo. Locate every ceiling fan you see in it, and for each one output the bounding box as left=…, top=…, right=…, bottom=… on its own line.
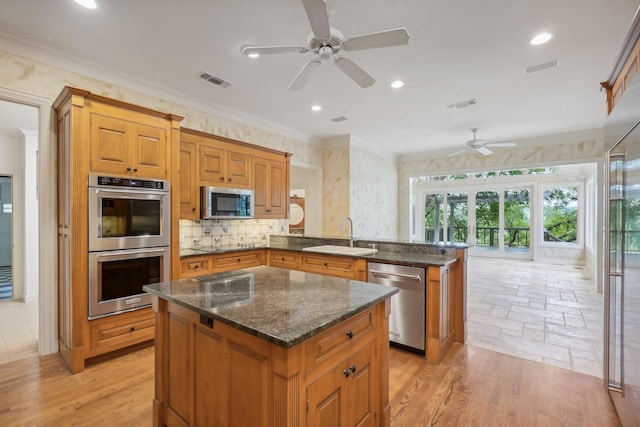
left=449, top=128, right=516, bottom=156
left=241, top=0, right=410, bottom=90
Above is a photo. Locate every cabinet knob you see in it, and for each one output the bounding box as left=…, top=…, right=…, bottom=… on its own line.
left=192, top=207, right=196, bottom=212
left=349, top=365, right=356, bottom=374
left=237, top=258, right=241, bottom=262
left=343, top=369, right=351, bottom=378
left=324, top=262, right=328, bottom=267
left=133, top=168, right=138, bottom=172
left=129, top=326, right=135, bottom=332
left=126, top=167, right=132, bottom=172
left=228, top=178, right=232, bottom=182
left=220, top=177, right=225, bottom=181
left=346, top=331, right=354, bottom=339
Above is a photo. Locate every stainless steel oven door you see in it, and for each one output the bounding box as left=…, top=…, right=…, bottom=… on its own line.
left=88, top=187, right=170, bottom=251
left=88, top=247, right=169, bottom=319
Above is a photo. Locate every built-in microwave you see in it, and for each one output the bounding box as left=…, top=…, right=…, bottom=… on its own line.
left=201, top=186, right=254, bottom=219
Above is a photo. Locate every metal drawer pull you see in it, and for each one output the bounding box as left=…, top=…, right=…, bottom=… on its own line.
left=370, top=270, right=422, bottom=282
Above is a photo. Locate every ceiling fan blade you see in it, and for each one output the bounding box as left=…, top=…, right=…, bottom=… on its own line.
left=302, top=0, right=331, bottom=41
left=485, top=142, right=516, bottom=148
left=342, top=28, right=410, bottom=51
left=288, top=59, right=321, bottom=90
left=334, top=57, right=375, bottom=88
left=448, top=148, right=470, bottom=157
left=477, top=146, right=493, bottom=156
left=242, top=46, right=309, bottom=56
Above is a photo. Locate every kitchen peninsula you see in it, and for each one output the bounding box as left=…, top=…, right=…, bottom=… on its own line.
left=144, top=266, right=397, bottom=427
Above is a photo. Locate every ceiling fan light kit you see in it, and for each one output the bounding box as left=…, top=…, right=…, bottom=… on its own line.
left=242, top=0, right=410, bottom=89
left=448, top=128, right=516, bottom=157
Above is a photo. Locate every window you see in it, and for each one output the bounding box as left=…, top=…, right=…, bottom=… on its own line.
left=542, top=186, right=579, bottom=245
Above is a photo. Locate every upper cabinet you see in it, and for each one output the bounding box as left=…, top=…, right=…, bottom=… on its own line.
left=180, top=128, right=291, bottom=220
left=89, top=105, right=171, bottom=179
left=253, top=155, right=289, bottom=218
left=199, top=144, right=251, bottom=188
left=602, top=17, right=640, bottom=114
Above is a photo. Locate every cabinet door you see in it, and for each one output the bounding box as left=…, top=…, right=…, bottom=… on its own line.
left=254, top=157, right=288, bottom=218
left=130, top=122, right=168, bottom=179
left=90, top=113, right=131, bottom=175
left=307, top=340, right=375, bottom=427
left=267, top=159, right=287, bottom=216
left=199, top=145, right=225, bottom=184
left=226, top=150, right=251, bottom=188
left=180, top=141, right=198, bottom=218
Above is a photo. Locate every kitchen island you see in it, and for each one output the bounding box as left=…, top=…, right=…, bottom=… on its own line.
left=144, top=266, right=398, bottom=427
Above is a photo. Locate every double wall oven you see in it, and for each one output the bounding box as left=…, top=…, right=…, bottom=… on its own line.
left=88, top=175, right=170, bottom=319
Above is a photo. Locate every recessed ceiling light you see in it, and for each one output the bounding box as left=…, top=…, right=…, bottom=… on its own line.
left=74, top=0, right=97, bottom=9
left=311, top=105, right=322, bottom=112
left=247, top=52, right=259, bottom=59
left=391, top=80, right=405, bottom=89
left=530, top=33, right=552, bottom=46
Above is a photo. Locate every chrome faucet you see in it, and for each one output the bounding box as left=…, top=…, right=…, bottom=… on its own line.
left=339, top=217, right=354, bottom=247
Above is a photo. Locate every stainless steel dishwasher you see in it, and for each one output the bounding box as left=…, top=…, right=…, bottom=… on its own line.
left=367, top=262, right=425, bottom=352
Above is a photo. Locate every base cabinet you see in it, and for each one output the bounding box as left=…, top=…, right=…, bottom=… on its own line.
left=152, top=298, right=390, bottom=427
left=307, top=340, right=375, bottom=427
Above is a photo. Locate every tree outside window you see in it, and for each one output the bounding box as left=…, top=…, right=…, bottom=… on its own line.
left=543, top=186, right=578, bottom=243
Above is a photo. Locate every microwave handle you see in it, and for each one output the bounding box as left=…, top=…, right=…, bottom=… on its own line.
left=95, top=247, right=167, bottom=258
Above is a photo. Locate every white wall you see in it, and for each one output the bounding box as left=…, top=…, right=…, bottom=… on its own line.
left=349, top=144, right=397, bottom=239
left=21, top=129, right=39, bottom=302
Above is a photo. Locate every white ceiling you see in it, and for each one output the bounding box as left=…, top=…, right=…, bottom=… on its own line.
left=0, top=0, right=638, bottom=154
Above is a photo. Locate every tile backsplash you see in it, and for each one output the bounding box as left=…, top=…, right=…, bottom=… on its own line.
left=180, top=218, right=289, bottom=249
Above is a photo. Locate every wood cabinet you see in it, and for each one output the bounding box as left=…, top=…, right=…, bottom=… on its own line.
left=307, top=340, right=376, bottom=427
left=253, top=155, right=289, bottom=218
left=179, top=141, right=198, bottom=217
left=53, top=86, right=182, bottom=373
left=179, top=250, right=266, bottom=278
left=212, top=249, right=264, bottom=272
left=301, top=253, right=368, bottom=281
left=267, top=249, right=301, bottom=270
left=602, top=15, right=640, bottom=114
left=199, top=144, right=251, bottom=188
left=151, top=297, right=390, bottom=427
left=179, top=128, right=290, bottom=220
left=89, top=108, right=170, bottom=179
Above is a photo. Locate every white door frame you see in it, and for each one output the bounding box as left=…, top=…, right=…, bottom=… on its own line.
left=0, top=87, right=56, bottom=356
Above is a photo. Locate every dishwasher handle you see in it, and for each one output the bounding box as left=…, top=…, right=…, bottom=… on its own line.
left=369, top=270, right=423, bottom=283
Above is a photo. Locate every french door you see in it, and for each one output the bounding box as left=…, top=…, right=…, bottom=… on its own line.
left=419, top=186, right=532, bottom=259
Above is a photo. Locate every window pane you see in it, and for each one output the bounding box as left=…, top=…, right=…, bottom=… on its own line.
left=447, top=192, right=468, bottom=243
left=504, top=189, right=530, bottom=250
left=424, top=193, right=445, bottom=243
left=475, top=191, right=499, bottom=248
left=543, top=187, right=578, bottom=243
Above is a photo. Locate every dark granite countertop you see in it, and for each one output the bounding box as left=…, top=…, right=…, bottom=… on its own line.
left=180, top=238, right=460, bottom=268
left=143, top=266, right=397, bottom=348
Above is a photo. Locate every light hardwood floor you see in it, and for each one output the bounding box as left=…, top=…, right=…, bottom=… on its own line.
left=0, top=343, right=619, bottom=426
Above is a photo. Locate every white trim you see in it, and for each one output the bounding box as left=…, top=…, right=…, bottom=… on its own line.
left=0, top=87, right=57, bottom=356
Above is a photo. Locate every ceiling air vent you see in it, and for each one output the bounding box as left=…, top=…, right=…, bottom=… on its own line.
left=200, top=72, right=232, bottom=88
left=331, top=116, right=348, bottom=123
left=446, top=98, right=477, bottom=109
left=526, top=60, right=559, bottom=74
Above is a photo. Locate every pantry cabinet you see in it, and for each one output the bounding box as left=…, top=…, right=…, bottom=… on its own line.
left=53, top=86, right=182, bottom=373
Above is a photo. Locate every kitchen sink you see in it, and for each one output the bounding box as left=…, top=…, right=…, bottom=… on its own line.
left=301, top=245, right=378, bottom=256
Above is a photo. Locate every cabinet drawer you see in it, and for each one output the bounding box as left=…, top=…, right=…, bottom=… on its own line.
left=268, top=250, right=301, bottom=270
left=304, top=307, right=375, bottom=373
left=89, top=309, right=155, bottom=353
left=213, top=249, right=265, bottom=272
left=301, top=254, right=357, bottom=279
left=181, top=256, right=212, bottom=278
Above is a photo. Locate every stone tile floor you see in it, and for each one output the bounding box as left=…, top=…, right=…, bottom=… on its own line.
left=0, top=299, right=38, bottom=364
left=467, top=256, right=603, bottom=378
